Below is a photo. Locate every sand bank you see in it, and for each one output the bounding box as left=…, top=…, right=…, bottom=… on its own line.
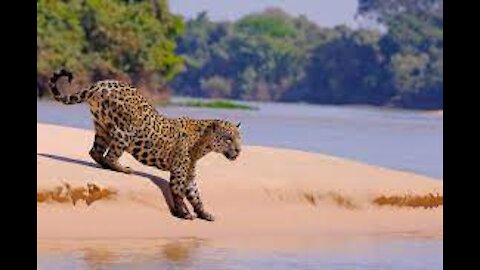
left=37, top=123, right=442, bottom=251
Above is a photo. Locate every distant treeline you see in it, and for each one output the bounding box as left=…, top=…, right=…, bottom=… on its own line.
left=37, top=0, right=443, bottom=109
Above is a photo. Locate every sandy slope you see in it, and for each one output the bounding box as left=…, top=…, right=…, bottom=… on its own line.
left=37, top=123, right=442, bottom=250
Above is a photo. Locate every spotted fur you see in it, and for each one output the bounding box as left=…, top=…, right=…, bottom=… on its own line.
left=49, top=69, right=242, bottom=221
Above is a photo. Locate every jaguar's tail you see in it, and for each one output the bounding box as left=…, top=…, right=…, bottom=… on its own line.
left=49, top=69, right=90, bottom=105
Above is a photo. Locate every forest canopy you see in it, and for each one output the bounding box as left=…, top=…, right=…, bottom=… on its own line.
left=37, top=0, right=443, bottom=109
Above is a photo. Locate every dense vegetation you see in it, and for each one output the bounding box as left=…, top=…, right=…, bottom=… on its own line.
left=172, top=0, right=443, bottom=109
left=37, top=0, right=184, bottom=101
left=37, top=0, right=443, bottom=109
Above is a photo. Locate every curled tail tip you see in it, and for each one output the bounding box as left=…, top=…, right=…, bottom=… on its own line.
left=49, top=68, right=75, bottom=99
left=60, top=68, right=74, bottom=83
left=50, top=68, right=74, bottom=84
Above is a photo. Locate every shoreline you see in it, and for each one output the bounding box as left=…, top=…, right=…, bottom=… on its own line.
left=38, top=97, right=444, bottom=113
left=37, top=123, right=443, bottom=252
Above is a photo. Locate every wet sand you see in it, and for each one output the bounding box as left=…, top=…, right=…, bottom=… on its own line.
left=37, top=123, right=443, bottom=252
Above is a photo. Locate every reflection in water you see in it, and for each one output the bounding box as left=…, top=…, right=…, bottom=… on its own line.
left=37, top=237, right=442, bottom=270
left=39, top=238, right=208, bottom=269
left=160, top=238, right=203, bottom=264
left=82, top=247, right=118, bottom=269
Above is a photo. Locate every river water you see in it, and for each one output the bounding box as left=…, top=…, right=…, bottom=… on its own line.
left=37, top=100, right=443, bottom=179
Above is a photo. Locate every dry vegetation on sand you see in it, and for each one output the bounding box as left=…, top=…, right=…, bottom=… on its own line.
left=37, top=182, right=117, bottom=205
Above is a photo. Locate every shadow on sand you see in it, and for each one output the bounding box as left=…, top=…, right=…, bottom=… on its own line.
left=37, top=153, right=175, bottom=214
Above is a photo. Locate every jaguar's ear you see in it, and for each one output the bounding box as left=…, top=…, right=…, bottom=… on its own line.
left=236, top=122, right=241, bottom=128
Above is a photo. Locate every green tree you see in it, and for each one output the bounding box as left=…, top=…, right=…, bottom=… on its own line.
left=172, top=9, right=306, bottom=101
left=37, top=0, right=184, bottom=98
left=235, top=8, right=298, bottom=39
left=295, top=29, right=392, bottom=105
left=357, top=0, right=443, bottom=108
left=37, top=0, right=88, bottom=92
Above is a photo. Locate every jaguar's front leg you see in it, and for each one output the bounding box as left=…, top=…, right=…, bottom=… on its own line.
left=186, top=166, right=215, bottom=221
left=169, top=168, right=194, bottom=220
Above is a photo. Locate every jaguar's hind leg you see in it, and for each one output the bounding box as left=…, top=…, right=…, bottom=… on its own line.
left=103, top=128, right=133, bottom=174
left=89, top=123, right=112, bottom=169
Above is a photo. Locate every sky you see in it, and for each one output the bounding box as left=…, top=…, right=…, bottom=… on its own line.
left=169, top=0, right=359, bottom=28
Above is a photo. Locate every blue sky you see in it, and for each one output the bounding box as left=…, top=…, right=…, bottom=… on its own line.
left=169, top=0, right=359, bottom=27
